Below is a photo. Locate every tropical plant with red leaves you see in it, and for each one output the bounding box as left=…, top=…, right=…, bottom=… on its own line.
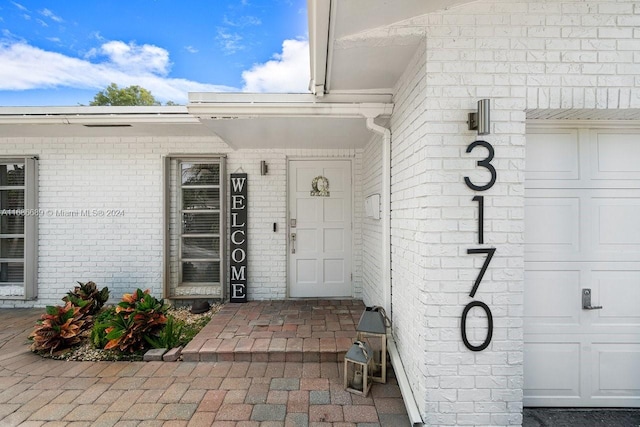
left=29, top=302, right=89, bottom=353
left=63, top=281, right=109, bottom=315
left=103, top=289, right=168, bottom=353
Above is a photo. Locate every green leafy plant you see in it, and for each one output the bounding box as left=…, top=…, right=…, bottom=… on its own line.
left=29, top=302, right=88, bottom=354
left=90, top=306, right=116, bottom=349
left=104, top=289, right=169, bottom=353
left=145, top=315, right=183, bottom=349
left=63, top=281, right=109, bottom=315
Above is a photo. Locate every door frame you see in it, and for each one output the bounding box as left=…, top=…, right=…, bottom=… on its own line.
left=285, top=157, right=355, bottom=298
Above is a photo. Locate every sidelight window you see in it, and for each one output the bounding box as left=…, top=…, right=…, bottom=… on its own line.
left=163, top=156, right=225, bottom=299
left=0, top=158, right=38, bottom=300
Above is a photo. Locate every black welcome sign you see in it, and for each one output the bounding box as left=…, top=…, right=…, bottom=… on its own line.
left=230, top=173, right=248, bottom=302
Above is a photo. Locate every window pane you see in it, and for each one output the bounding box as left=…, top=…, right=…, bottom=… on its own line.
left=0, top=164, right=25, bottom=186
left=0, top=215, right=24, bottom=234
left=182, top=213, right=220, bottom=234
left=182, top=261, right=220, bottom=283
left=182, top=188, right=220, bottom=210
left=0, top=262, right=23, bottom=282
left=0, top=190, right=24, bottom=210
left=182, top=237, right=220, bottom=259
left=0, top=238, right=23, bottom=258
left=181, top=163, right=220, bottom=186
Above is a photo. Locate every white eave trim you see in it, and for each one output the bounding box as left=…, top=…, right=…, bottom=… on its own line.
left=307, top=0, right=331, bottom=96
left=188, top=92, right=393, bottom=119
left=0, top=106, right=199, bottom=125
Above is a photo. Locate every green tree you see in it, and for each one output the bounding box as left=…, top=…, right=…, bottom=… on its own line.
left=90, top=83, right=160, bottom=106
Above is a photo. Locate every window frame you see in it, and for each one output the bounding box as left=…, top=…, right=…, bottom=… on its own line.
left=0, top=156, right=38, bottom=300
left=163, top=155, right=226, bottom=299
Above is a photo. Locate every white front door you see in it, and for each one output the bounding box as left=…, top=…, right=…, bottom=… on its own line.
left=288, top=159, right=352, bottom=298
left=524, top=126, right=640, bottom=407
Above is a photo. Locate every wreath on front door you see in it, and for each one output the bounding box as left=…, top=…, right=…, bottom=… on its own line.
left=310, top=176, right=330, bottom=197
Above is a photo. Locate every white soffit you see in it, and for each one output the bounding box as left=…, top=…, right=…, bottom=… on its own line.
left=309, top=0, right=476, bottom=94
left=188, top=92, right=394, bottom=149
left=199, top=116, right=375, bottom=150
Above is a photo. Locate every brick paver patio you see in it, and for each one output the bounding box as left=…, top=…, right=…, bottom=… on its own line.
left=0, top=303, right=411, bottom=426
left=183, top=300, right=364, bottom=363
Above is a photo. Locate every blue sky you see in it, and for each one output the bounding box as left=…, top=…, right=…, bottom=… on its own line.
left=0, top=0, right=309, bottom=106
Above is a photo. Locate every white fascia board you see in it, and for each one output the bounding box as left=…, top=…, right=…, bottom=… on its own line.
left=307, top=0, right=331, bottom=95
left=189, top=101, right=393, bottom=119
left=189, top=92, right=392, bottom=104
left=188, top=92, right=393, bottom=119
left=0, top=106, right=188, bottom=115
left=0, top=106, right=199, bottom=125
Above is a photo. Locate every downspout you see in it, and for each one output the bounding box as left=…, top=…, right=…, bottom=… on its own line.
left=365, top=117, right=424, bottom=426
left=365, top=117, right=391, bottom=314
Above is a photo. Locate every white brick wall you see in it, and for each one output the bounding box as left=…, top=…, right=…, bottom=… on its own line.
left=389, top=0, right=640, bottom=425
left=390, top=35, right=431, bottom=418
left=0, top=136, right=364, bottom=307
left=362, top=134, right=384, bottom=306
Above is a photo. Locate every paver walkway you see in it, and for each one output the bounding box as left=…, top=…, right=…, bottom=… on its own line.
left=183, top=300, right=364, bottom=362
left=0, top=306, right=411, bottom=426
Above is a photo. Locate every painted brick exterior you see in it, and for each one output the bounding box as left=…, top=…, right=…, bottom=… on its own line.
left=0, top=136, right=364, bottom=307
left=2, top=0, right=640, bottom=423
left=388, top=0, right=640, bottom=425
left=362, top=134, right=384, bottom=306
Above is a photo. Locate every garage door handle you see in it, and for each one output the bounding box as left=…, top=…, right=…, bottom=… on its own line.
left=582, top=289, right=603, bottom=310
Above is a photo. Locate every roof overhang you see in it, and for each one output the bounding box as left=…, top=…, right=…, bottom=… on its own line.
left=0, top=106, right=210, bottom=138
left=308, top=0, right=477, bottom=96
left=188, top=92, right=393, bottom=150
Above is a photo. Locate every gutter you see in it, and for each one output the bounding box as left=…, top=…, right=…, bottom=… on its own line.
left=0, top=106, right=198, bottom=125
left=188, top=93, right=393, bottom=119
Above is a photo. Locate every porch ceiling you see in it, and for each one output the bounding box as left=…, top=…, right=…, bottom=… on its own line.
left=188, top=92, right=393, bottom=150
left=308, top=0, right=476, bottom=95
left=198, top=116, right=373, bottom=150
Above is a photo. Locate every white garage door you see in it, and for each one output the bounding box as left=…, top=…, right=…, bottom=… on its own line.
left=524, top=125, right=640, bottom=407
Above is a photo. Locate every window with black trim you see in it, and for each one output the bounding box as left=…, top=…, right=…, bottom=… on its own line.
left=163, top=156, right=225, bottom=299
left=0, top=157, right=38, bottom=300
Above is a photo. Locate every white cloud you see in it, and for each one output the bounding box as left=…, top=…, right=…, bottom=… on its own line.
left=11, top=2, right=28, bottom=12
left=0, top=36, right=313, bottom=104
left=223, top=15, right=261, bottom=27
left=99, top=40, right=171, bottom=75
left=216, top=28, right=244, bottom=55
left=0, top=41, right=236, bottom=103
left=241, top=38, right=309, bottom=93
left=184, top=45, right=198, bottom=54
left=39, top=8, right=63, bottom=23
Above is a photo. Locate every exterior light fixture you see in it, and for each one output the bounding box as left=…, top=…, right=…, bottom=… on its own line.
left=344, top=340, right=374, bottom=396
left=260, top=160, right=268, bottom=175
left=468, top=99, right=491, bottom=135
left=356, top=306, right=389, bottom=384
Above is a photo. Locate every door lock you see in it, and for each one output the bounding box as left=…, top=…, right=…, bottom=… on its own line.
left=291, top=233, right=296, bottom=254
left=582, top=288, right=603, bottom=310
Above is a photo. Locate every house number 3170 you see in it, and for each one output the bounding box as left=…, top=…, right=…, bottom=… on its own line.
left=462, top=140, right=496, bottom=352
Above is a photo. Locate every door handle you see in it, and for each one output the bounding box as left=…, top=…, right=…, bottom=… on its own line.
left=582, top=288, right=603, bottom=310
left=291, top=233, right=296, bottom=254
